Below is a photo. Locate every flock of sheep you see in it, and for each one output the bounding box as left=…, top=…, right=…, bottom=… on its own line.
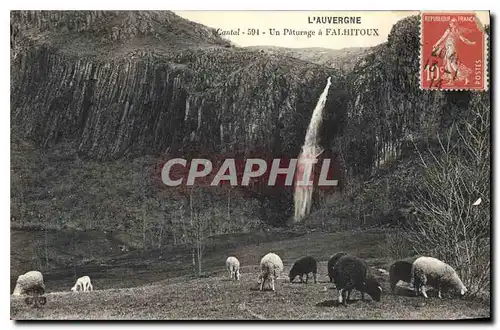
left=227, top=252, right=468, bottom=306
left=11, top=251, right=467, bottom=311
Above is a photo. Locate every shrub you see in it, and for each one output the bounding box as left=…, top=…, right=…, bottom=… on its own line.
left=404, top=97, right=490, bottom=298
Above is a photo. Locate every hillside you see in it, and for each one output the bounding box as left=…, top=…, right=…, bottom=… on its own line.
left=10, top=12, right=456, bottom=234
left=10, top=10, right=491, bottom=319
left=10, top=10, right=232, bottom=58
left=10, top=228, right=490, bottom=320
left=11, top=10, right=348, bottom=236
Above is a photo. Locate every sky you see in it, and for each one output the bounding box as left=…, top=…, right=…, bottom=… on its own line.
left=174, top=11, right=490, bottom=50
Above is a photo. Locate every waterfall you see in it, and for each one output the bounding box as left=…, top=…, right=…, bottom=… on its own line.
left=293, top=77, right=332, bottom=223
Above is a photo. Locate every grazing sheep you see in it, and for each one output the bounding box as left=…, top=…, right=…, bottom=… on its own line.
left=258, top=252, right=284, bottom=292
left=289, top=256, right=318, bottom=284
left=71, top=276, right=93, bottom=292
left=333, top=255, right=382, bottom=306
left=12, top=271, right=45, bottom=296
left=389, top=257, right=418, bottom=293
left=327, top=252, right=348, bottom=283
left=225, top=256, right=241, bottom=280
left=410, top=256, right=467, bottom=299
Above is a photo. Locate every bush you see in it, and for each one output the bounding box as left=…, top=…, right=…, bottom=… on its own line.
left=404, top=97, right=490, bottom=298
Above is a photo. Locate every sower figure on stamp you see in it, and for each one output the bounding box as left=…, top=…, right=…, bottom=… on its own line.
left=432, top=18, right=476, bottom=85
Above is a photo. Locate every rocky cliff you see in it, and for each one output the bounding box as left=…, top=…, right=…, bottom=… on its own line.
left=11, top=10, right=350, bottom=232
left=340, top=16, right=489, bottom=179
left=11, top=11, right=490, bottom=232
left=11, top=10, right=346, bottom=162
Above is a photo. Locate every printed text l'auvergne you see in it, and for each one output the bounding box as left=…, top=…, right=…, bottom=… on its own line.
left=308, top=16, right=362, bottom=24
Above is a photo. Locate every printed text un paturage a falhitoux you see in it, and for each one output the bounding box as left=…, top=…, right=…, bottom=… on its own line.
left=216, top=28, right=380, bottom=38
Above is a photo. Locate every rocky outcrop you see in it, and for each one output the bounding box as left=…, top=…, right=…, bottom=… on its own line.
left=10, top=10, right=230, bottom=56
left=11, top=11, right=347, bottom=162
left=10, top=12, right=490, bottom=231
left=340, top=16, right=489, bottom=178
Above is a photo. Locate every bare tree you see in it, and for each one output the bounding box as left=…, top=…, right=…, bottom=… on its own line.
left=186, top=186, right=216, bottom=276
left=405, top=98, right=490, bottom=297
left=227, top=187, right=231, bottom=232
left=189, top=187, right=196, bottom=271
left=193, top=212, right=208, bottom=276
left=44, top=227, right=49, bottom=268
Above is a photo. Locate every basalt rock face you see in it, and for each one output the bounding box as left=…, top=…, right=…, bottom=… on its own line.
left=341, top=16, right=437, bottom=178
left=10, top=10, right=230, bottom=57
left=341, top=16, right=489, bottom=179
left=11, top=10, right=347, bottom=162
left=11, top=11, right=490, bottom=232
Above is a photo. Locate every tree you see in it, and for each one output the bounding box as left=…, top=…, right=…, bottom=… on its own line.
left=405, top=96, right=490, bottom=297
left=187, top=186, right=218, bottom=276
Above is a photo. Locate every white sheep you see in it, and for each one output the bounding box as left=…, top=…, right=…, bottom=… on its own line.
left=226, top=256, right=241, bottom=280
left=410, top=256, right=467, bottom=299
left=71, top=276, right=93, bottom=292
left=258, top=252, right=284, bottom=292
left=12, top=270, right=45, bottom=296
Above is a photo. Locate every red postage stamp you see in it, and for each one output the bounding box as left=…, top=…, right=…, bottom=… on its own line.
left=420, top=12, right=488, bottom=91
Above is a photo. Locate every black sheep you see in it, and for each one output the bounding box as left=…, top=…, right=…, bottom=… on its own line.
left=289, top=256, right=318, bottom=284
left=333, top=255, right=382, bottom=306
left=327, top=252, right=348, bottom=283
left=389, top=257, right=418, bottom=293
